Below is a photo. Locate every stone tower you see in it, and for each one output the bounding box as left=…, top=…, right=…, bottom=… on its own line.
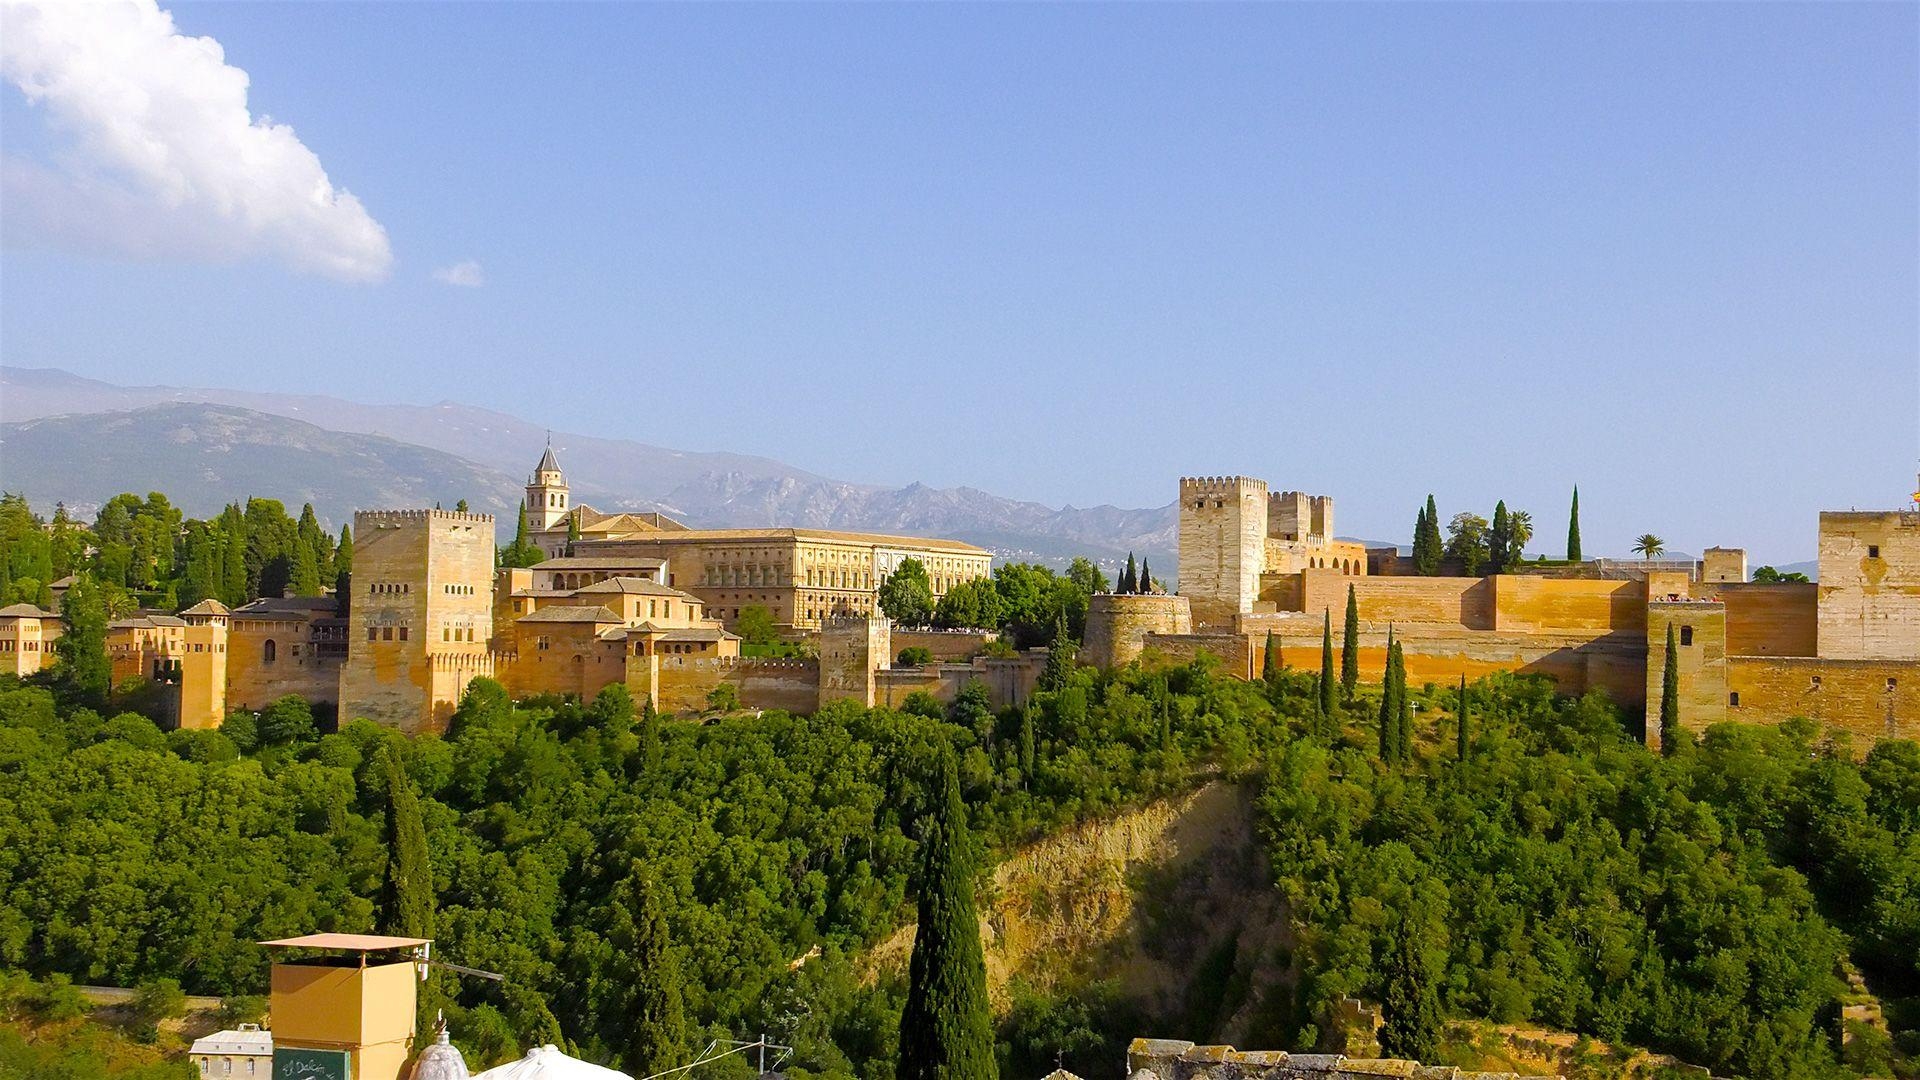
left=339, top=509, right=496, bottom=734
left=1644, top=599, right=1728, bottom=748
left=1178, top=476, right=1269, bottom=627
left=819, top=615, right=890, bottom=707
left=526, top=441, right=570, bottom=531
left=177, top=599, right=230, bottom=729
left=1817, top=510, right=1920, bottom=660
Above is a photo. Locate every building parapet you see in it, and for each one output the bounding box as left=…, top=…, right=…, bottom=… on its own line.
left=1126, top=1039, right=1558, bottom=1080
left=355, top=509, right=497, bottom=525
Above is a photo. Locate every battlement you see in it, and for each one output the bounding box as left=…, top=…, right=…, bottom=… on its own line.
left=1180, top=475, right=1269, bottom=497
left=355, top=509, right=496, bottom=526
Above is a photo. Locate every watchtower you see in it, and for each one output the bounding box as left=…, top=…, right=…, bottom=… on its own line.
left=339, top=509, right=496, bottom=734
left=1178, top=476, right=1269, bottom=627
left=526, top=440, right=570, bottom=532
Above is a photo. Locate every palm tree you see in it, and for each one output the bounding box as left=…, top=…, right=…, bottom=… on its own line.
left=1633, top=534, right=1666, bottom=560
left=1508, top=510, right=1534, bottom=559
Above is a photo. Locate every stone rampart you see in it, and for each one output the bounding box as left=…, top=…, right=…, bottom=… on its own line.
left=1724, top=656, right=1918, bottom=746
left=1708, top=582, right=1817, bottom=657
left=1084, top=593, right=1193, bottom=669
left=1127, top=1038, right=1556, bottom=1080
left=890, top=627, right=997, bottom=663
left=1817, top=511, right=1920, bottom=660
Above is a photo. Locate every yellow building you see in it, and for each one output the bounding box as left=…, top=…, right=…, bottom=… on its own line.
left=497, top=576, right=739, bottom=700
left=261, top=933, right=426, bottom=1080
left=228, top=596, right=348, bottom=713
left=0, top=603, right=60, bottom=676
left=188, top=1023, right=272, bottom=1079
left=513, top=447, right=993, bottom=630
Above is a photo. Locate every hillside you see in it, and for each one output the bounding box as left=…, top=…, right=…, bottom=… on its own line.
left=0, top=367, right=1178, bottom=565
left=0, top=403, right=526, bottom=523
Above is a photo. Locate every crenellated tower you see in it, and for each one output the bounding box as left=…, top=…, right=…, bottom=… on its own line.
left=1177, top=475, right=1269, bottom=627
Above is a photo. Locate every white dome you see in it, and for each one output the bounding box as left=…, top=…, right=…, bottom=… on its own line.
left=471, top=1045, right=633, bottom=1080
left=410, top=1022, right=470, bottom=1080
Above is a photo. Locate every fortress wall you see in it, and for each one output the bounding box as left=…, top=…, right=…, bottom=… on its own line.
left=228, top=622, right=342, bottom=712
left=1726, top=656, right=1920, bottom=746
left=1490, top=576, right=1645, bottom=634
left=1818, top=511, right=1920, bottom=660
left=646, top=656, right=821, bottom=715
left=499, top=639, right=627, bottom=700
left=890, top=628, right=997, bottom=663
left=1298, top=571, right=1494, bottom=629
left=1645, top=602, right=1728, bottom=746
left=1709, top=583, right=1819, bottom=657
left=1084, top=594, right=1193, bottom=668
left=1139, top=632, right=1259, bottom=678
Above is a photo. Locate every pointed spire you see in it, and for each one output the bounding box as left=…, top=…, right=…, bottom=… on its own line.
left=536, top=432, right=561, bottom=475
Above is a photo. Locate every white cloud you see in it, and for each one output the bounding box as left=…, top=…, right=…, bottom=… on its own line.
left=0, top=0, right=392, bottom=283
left=432, top=260, right=484, bottom=288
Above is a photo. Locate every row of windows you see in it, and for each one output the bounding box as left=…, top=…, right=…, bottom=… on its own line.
left=442, top=626, right=479, bottom=642
left=0, top=640, right=40, bottom=652
left=443, top=584, right=478, bottom=595
left=369, top=582, right=411, bottom=595
left=368, top=626, right=411, bottom=642
left=1726, top=677, right=1899, bottom=708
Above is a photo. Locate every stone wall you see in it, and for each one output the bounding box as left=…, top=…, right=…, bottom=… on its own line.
left=1126, top=1038, right=1555, bottom=1080
left=1139, top=632, right=1259, bottom=679
left=1725, top=656, right=1919, bottom=744
left=228, top=619, right=343, bottom=712
left=819, top=616, right=889, bottom=706
left=1299, top=571, right=1495, bottom=630
left=1817, top=511, right=1920, bottom=660
left=1644, top=602, right=1728, bottom=747
left=890, top=627, right=997, bottom=663
left=640, top=655, right=821, bottom=715
left=1490, top=576, right=1644, bottom=634
left=1708, top=582, right=1817, bottom=657
left=1083, top=593, right=1193, bottom=669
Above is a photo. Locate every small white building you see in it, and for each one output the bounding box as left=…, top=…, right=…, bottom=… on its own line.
left=189, top=1023, right=273, bottom=1078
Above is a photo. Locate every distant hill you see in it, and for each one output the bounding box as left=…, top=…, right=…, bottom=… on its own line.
left=0, top=368, right=1177, bottom=568
left=0, top=403, right=526, bottom=523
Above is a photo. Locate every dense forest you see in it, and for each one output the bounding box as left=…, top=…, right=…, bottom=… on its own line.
left=1, top=641, right=1917, bottom=1078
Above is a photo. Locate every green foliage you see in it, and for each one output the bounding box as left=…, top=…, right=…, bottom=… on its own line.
left=1120, top=554, right=1137, bottom=595
left=500, top=502, right=545, bottom=569
left=259, top=695, right=317, bottom=746
left=1317, top=615, right=1336, bottom=731
left=1378, top=915, right=1442, bottom=1059
left=1261, top=632, right=1282, bottom=701
left=1413, top=496, right=1442, bottom=576
left=130, top=977, right=185, bottom=1041
left=898, top=647, right=936, bottom=668
left=1137, top=559, right=1153, bottom=595
left=1444, top=513, right=1490, bottom=576
left=1489, top=501, right=1512, bottom=574
left=1455, top=676, right=1469, bottom=761
left=607, top=865, right=688, bottom=1076
left=705, top=683, right=742, bottom=714
left=1065, top=558, right=1108, bottom=600
left=737, top=605, right=781, bottom=647
left=1340, top=586, right=1360, bottom=699
left=880, top=559, right=936, bottom=626
left=933, top=579, right=1003, bottom=632
left=379, top=745, right=435, bottom=939
left=1634, top=534, right=1666, bottom=560
left=898, top=746, right=996, bottom=1080
left=1038, top=621, right=1076, bottom=693
left=56, top=573, right=112, bottom=705
left=1752, top=565, right=1812, bottom=583
left=1566, top=486, right=1582, bottom=563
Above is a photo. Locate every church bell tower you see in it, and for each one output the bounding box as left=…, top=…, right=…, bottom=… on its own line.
left=527, top=438, right=569, bottom=531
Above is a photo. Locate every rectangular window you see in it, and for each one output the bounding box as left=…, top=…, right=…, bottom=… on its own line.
left=1889, top=678, right=1899, bottom=692
left=382, top=626, right=394, bottom=641
left=1869, top=545, right=1881, bottom=559
left=399, top=626, right=409, bottom=641
left=1680, top=626, right=1693, bottom=646
left=1728, top=691, right=1739, bottom=707
left=369, top=627, right=379, bottom=641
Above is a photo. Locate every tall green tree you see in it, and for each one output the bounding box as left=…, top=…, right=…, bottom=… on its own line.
left=1261, top=631, right=1282, bottom=698
left=1120, top=554, right=1137, bottom=595
left=1377, top=630, right=1400, bottom=761
left=334, top=525, right=353, bottom=606
left=879, top=558, right=936, bottom=626
left=1445, top=513, right=1491, bottom=576
left=1566, top=486, right=1582, bottom=562
left=1456, top=675, right=1469, bottom=761
left=378, top=745, right=435, bottom=939
left=1318, top=612, right=1337, bottom=733
left=898, top=746, right=996, bottom=1080
left=634, top=695, right=662, bottom=780
left=1660, top=622, right=1681, bottom=756
left=1341, top=584, right=1360, bottom=698
left=1394, top=641, right=1413, bottom=760
left=609, top=865, right=688, bottom=1077
left=565, top=510, right=581, bottom=555
left=1414, top=495, right=1442, bottom=575
left=289, top=541, right=322, bottom=597
left=1038, top=618, right=1076, bottom=692
left=1489, top=500, right=1512, bottom=574
left=1379, top=913, right=1443, bottom=1058
left=56, top=573, right=112, bottom=704
left=1137, top=558, right=1152, bottom=594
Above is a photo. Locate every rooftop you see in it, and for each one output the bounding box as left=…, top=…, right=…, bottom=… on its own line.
left=0, top=602, right=54, bottom=618
left=188, top=1025, right=272, bottom=1058
left=584, top=527, right=990, bottom=555
left=517, top=605, right=622, bottom=624
left=529, top=555, right=668, bottom=571
left=259, top=932, right=429, bottom=951
left=573, top=576, right=698, bottom=599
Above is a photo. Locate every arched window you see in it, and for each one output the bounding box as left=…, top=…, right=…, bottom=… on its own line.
left=263, top=639, right=277, bottom=662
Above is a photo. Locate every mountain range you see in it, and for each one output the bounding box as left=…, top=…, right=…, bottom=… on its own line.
left=0, top=366, right=1180, bottom=569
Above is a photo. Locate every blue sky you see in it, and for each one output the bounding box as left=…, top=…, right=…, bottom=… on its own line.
left=1, top=2, right=1914, bottom=564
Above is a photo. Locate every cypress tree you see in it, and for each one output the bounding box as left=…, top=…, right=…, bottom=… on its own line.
left=1567, top=486, right=1582, bottom=563
left=1489, top=500, right=1511, bottom=574
left=610, top=865, right=688, bottom=1077
left=1411, top=503, right=1429, bottom=573
left=1456, top=675, right=1469, bottom=761
left=334, top=525, right=353, bottom=608
left=378, top=745, right=435, bottom=939
left=1120, top=554, right=1136, bottom=594
left=1018, top=702, right=1037, bottom=782
left=1341, top=584, right=1360, bottom=698
left=1318, top=612, right=1337, bottom=734
left=1379, top=913, right=1443, bottom=1058
left=1660, top=622, right=1681, bottom=756
left=898, top=746, right=996, bottom=1080
left=565, top=510, right=581, bottom=555
left=1039, top=618, right=1076, bottom=692
left=513, top=500, right=531, bottom=550
left=635, top=695, right=662, bottom=779
left=1415, top=495, right=1442, bottom=575
left=1261, top=631, right=1282, bottom=698
left=290, top=542, right=322, bottom=597
left=56, top=573, right=112, bottom=705
left=1138, top=558, right=1152, bottom=594
left=1394, top=642, right=1412, bottom=761
left=1378, top=630, right=1399, bottom=761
